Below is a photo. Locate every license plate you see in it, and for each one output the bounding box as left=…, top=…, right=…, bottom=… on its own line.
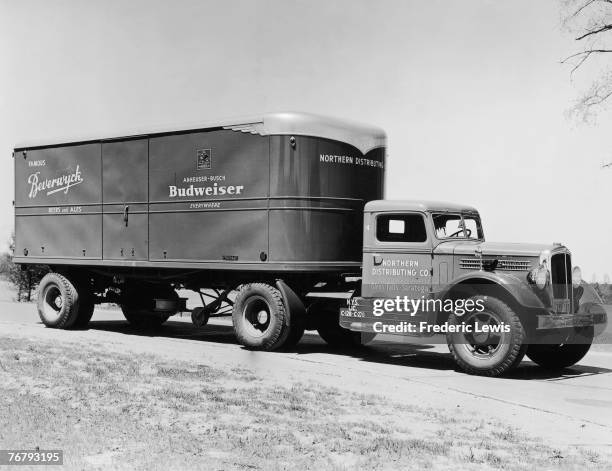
left=553, top=299, right=571, bottom=313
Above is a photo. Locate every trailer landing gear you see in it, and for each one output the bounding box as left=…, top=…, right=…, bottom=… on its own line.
left=191, top=289, right=234, bottom=328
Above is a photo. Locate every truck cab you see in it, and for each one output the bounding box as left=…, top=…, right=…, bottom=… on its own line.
left=340, top=200, right=608, bottom=376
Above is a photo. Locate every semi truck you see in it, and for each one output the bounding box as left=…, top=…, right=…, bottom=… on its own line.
left=13, top=112, right=607, bottom=376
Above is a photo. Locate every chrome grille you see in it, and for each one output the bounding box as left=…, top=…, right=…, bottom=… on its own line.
left=497, top=260, right=532, bottom=271
left=459, top=259, right=482, bottom=270
left=459, top=258, right=531, bottom=271
left=551, top=252, right=572, bottom=305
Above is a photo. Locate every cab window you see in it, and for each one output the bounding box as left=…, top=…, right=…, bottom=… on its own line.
left=432, top=213, right=483, bottom=239
left=376, top=214, right=427, bottom=243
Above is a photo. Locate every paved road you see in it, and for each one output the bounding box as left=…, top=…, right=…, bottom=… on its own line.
left=1, top=301, right=611, bottom=453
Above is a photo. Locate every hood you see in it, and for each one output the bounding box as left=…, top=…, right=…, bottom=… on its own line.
left=436, top=240, right=561, bottom=257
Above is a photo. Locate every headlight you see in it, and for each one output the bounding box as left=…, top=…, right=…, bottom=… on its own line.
left=572, top=266, right=582, bottom=288
left=529, top=264, right=549, bottom=290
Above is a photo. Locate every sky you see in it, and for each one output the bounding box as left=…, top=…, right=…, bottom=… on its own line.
left=1, top=0, right=611, bottom=280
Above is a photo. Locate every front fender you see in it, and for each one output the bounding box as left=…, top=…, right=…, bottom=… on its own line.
left=439, top=272, right=546, bottom=310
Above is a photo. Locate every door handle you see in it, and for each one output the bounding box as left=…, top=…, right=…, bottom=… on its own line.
left=123, top=205, right=129, bottom=227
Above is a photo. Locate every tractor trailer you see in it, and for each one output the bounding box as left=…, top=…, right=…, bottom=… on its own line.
left=13, top=112, right=607, bottom=376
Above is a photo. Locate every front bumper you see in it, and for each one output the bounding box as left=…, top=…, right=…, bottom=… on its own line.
left=537, top=302, right=608, bottom=332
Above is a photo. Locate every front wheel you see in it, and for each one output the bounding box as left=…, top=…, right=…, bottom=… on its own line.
left=527, top=327, right=593, bottom=370
left=446, top=296, right=527, bottom=377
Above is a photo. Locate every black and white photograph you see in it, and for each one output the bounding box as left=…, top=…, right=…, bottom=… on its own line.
left=1, top=1, right=612, bottom=469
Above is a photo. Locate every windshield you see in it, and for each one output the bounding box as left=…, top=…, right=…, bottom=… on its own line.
left=432, top=213, right=484, bottom=240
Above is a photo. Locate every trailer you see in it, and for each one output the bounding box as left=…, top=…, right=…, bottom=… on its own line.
left=14, top=112, right=386, bottom=350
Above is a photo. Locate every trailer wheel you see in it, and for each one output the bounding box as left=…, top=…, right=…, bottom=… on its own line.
left=72, top=291, right=95, bottom=329
left=276, top=315, right=305, bottom=350
left=37, top=273, right=81, bottom=329
left=314, top=304, right=375, bottom=348
left=447, top=295, right=527, bottom=377
left=526, top=327, right=593, bottom=370
left=121, top=284, right=175, bottom=328
left=232, top=283, right=286, bottom=350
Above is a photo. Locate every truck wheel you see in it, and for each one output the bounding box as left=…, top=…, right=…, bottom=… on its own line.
left=317, top=324, right=375, bottom=348
left=37, top=273, right=81, bottom=329
left=276, top=315, right=305, bottom=350
left=69, top=277, right=96, bottom=329
left=314, top=305, right=375, bottom=348
left=72, top=295, right=95, bottom=329
left=447, top=296, right=527, bottom=377
left=232, top=283, right=286, bottom=350
left=526, top=327, right=593, bottom=369
left=121, top=284, right=175, bottom=328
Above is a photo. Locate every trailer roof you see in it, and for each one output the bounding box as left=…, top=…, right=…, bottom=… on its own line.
left=14, top=111, right=386, bottom=154
left=365, top=200, right=480, bottom=214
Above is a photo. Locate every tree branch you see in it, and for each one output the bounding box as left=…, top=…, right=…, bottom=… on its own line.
left=576, top=23, right=612, bottom=40
left=561, top=49, right=612, bottom=74
left=583, top=87, right=612, bottom=106
left=568, top=0, right=599, bottom=20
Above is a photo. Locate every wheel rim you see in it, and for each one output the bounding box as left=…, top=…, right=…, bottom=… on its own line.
left=242, top=296, right=271, bottom=338
left=457, top=310, right=508, bottom=360
left=42, top=284, right=64, bottom=323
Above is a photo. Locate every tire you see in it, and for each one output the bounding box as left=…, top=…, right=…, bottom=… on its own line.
left=37, top=273, right=81, bottom=329
left=447, top=295, right=527, bottom=377
left=317, top=324, right=375, bottom=348
left=314, top=304, right=375, bottom=348
left=71, top=277, right=95, bottom=329
left=232, top=283, right=286, bottom=350
left=72, top=298, right=95, bottom=329
left=527, top=327, right=593, bottom=369
left=121, top=283, right=175, bottom=328
left=278, top=315, right=305, bottom=350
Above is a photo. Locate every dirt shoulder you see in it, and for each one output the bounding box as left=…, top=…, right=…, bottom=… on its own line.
left=0, top=335, right=608, bottom=471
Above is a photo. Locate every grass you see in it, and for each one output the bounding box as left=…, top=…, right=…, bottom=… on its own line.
left=0, top=337, right=609, bottom=471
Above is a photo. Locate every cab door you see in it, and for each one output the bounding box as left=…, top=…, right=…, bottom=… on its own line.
left=362, top=211, right=433, bottom=300
left=102, top=139, right=149, bottom=260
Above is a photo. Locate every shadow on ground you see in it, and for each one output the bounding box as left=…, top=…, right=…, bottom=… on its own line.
left=72, top=318, right=612, bottom=380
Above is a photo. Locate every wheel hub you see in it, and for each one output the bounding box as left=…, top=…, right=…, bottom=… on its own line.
left=462, top=311, right=504, bottom=358
left=242, top=295, right=272, bottom=337
left=257, top=310, right=269, bottom=325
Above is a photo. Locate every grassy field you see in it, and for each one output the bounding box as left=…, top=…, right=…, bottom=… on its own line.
left=0, top=337, right=608, bottom=471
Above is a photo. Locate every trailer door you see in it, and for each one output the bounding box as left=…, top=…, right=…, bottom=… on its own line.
left=14, top=143, right=102, bottom=261
left=102, top=139, right=149, bottom=260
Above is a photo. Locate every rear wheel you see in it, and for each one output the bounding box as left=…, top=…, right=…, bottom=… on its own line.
left=446, top=296, right=527, bottom=377
left=72, top=295, right=95, bottom=329
left=71, top=277, right=96, bottom=329
left=279, top=314, right=305, bottom=349
left=314, top=304, right=375, bottom=348
left=527, top=327, right=593, bottom=369
left=232, top=283, right=287, bottom=351
left=37, top=273, right=80, bottom=329
left=121, top=283, right=176, bottom=328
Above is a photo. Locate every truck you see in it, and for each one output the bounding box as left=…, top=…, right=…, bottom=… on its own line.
left=13, top=112, right=607, bottom=376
